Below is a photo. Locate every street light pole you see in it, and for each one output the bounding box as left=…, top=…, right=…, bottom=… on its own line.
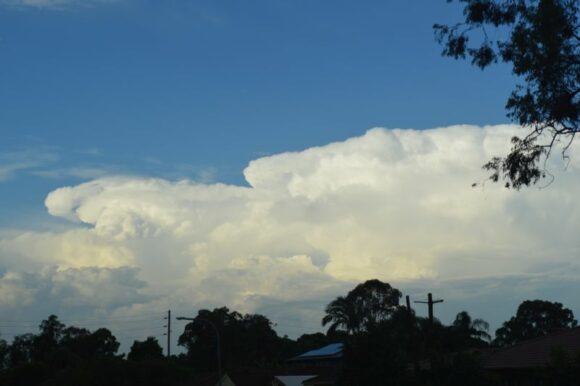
left=177, top=316, right=222, bottom=386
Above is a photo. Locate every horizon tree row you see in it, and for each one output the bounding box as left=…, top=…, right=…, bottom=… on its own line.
left=0, top=278, right=577, bottom=385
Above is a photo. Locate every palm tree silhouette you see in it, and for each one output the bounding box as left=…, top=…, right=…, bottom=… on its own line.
left=322, top=280, right=402, bottom=335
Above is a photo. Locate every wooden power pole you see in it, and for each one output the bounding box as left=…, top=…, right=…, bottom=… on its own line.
left=163, top=310, right=171, bottom=357
left=414, top=293, right=444, bottom=324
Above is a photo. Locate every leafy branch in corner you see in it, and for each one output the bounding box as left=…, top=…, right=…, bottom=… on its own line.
left=435, top=0, right=579, bottom=189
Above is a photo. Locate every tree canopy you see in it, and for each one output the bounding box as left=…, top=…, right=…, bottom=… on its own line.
left=448, top=311, right=491, bottom=349
left=0, top=315, right=191, bottom=386
left=127, top=337, right=164, bottom=362
left=494, top=299, right=578, bottom=345
left=435, top=0, right=579, bottom=189
left=322, top=279, right=402, bottom=334
left=177, top=307, right=283, bottom=370
left=1, top=295, right=578, bottom=385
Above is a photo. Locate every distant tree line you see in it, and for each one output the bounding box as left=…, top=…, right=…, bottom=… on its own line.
left=0, top=279, right=579, bottom=385
left=0, top=314, right=191, bottom=386
left=0, top=309, right=339, bottom=385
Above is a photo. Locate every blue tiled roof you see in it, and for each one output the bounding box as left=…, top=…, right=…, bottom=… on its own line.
left=294, top=343, right=343, bottom=359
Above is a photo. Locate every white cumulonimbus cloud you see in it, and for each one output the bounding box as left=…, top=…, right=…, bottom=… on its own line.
left=1, top=124, right=579, bottom=342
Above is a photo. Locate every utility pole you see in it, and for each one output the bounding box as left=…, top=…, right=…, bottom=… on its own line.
left=163, top=310, right=171, bottom=357
left=414, top=293, right=444, bottom=324
left=406, top=295, right=412, bottom=313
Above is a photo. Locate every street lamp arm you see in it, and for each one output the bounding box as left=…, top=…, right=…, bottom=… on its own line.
left=177, top=316, right=222, bottom=386
left=177, top=317, right=220, bottom=335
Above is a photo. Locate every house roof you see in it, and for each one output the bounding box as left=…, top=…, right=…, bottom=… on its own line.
left=177, top=369, right=276, bottom=386
left=288, top=343, right=343, bottom=361
left=275, top=375, right=318, bottom=386
left=301, top=372, right=338, bottom=386
left=178, top=365, right=338, bottom=386
left=483, top=327, right=580, bottom=369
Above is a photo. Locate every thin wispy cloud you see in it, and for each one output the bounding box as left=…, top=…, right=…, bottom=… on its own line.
left=0, top=146, right=118, bottom=182
left=31, top=166, right=113, bottom=180
left=0, top=148, right=59, bottom=182
left=0, top=0, right=118, bottom=10
left=78, top=148, right=104, bottom=157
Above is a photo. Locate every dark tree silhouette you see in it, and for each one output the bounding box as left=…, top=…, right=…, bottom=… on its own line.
left=295, top=332, right=334, bottom=352
left=322, top=296, right=360, bottom=335
left=59, top=326, right=91, bottom=358
left=38, top=315, right=65, bottom=342
left=0, top=337, right=8, bottom=371
left=86, top=328, right=121, bottom=358
left=322, top=279, right=402, bottom=334
left=178, top=307, right=282, bottom=371
left=448, top=311, right=491, bottom=350
left=435, top=0, right=579, bottom=189
left=494, top=299, right=578, bottom=346
left=32, top=315, right=66, bottom=362
left=0, top=315, right=196, bottom=386
left=127, top=337, right=164, bottom=361
left=340, top=307, right=423, bottom=386
left=8, top=333, right=35, bottom=367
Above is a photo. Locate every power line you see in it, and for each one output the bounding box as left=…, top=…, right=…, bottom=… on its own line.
left=0, top=320, right=163, bottom=328
left=0, top=312, right=163, bottom=324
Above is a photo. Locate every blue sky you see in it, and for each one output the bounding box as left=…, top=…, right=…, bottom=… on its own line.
left=2, top=0, right=578, bottom=353
left=0, top=0, right=515, bottom=225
